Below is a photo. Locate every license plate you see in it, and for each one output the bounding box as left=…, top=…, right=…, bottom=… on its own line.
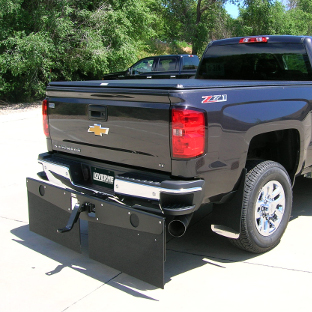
left=91, top=167, right=115, bottom=189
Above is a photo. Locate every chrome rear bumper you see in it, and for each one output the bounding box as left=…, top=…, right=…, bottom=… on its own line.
left=39, top=155, right=204, bottom=215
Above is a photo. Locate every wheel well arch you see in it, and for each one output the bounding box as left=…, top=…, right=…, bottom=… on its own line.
left=246, top=129, right=300, bottom=181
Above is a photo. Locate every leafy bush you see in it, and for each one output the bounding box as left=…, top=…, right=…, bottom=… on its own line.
left=0, top=0, right=157, bottom=102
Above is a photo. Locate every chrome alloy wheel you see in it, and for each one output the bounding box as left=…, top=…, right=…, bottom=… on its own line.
left=255, top=180, right=285, bottom=237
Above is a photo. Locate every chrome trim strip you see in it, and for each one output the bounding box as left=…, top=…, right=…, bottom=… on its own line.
left=40, top=160, right=203, bottom=201
left=114, top=179, right=202, bottom=200
left=115, top=179, right=160, bottom=200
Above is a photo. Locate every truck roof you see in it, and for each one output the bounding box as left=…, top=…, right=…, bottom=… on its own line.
left=209, top=35, right=312, bottom=46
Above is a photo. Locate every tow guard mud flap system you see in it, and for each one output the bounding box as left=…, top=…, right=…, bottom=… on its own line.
left=26, top=178, right=166, bottom=288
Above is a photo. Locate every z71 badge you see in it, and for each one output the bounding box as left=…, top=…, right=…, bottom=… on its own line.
left=202, top=94, right=227, bottom=103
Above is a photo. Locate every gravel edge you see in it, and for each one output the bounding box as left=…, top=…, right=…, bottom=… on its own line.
left=0, top=103, right=42, bottom=115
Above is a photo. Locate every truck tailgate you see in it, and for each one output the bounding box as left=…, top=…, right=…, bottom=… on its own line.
left=46, top=83, right=172, bottom=172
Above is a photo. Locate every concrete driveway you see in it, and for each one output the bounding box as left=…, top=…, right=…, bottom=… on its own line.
left=1, top=105, right=311, bottom=311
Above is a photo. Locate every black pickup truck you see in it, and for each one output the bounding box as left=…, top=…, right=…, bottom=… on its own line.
left=102, top=54, right=199, bottom=79
left=27, top=35, right=312, bottom=288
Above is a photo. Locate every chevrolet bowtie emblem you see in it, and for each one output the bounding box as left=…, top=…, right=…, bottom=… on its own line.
left=88, top=124, right=109, bottom=136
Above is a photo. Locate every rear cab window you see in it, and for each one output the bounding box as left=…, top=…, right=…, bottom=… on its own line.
left=156, top=57, right=178, bottom=72
left=182, top=56, right=199, bottom=70
left=197, top=42, right=312, bottom=81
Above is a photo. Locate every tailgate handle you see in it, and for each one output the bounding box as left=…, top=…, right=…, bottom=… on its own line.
left=89, top=105, right=108, bottom=121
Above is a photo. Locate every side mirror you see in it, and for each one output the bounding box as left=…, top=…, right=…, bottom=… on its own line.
left=127, top=68, right=132, bottom=76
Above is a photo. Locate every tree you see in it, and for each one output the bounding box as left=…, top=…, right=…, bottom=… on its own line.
left=231, top=0, right=312, bottom=37
left=161, top=0, right=230, bottom=55
left=0, top=0, right=159, bottom=101
left=288, top=0, right=312, bottom=34
left=232, top=0, right=285, bottom=36
left=193, top=0, right=224, bottom=54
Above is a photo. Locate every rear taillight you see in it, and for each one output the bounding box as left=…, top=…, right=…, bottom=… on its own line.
left=171, top=108, right=206, bottom=159
left=42, top=99, right=49, bottom=137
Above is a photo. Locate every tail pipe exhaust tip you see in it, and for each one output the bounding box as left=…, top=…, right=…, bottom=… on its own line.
left=168, top=214, right=193, bottom=238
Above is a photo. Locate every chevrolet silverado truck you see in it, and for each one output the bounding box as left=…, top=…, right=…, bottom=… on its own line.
left=27, top=35, right=312, bottom=288
left=102, top=54, right=199, bottom=79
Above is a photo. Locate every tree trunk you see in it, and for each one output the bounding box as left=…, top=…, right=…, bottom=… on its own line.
left=192, top=0, right=202, bottom=54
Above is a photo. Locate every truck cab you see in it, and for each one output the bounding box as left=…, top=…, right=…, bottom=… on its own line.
left=103, top=54, right=199, bottom=79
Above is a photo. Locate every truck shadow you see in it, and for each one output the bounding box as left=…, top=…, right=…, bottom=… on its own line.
left=290, top=175, right=312, bottom=220
left=10, top=177, right=312, bottom=293
left=10, top=224, right=160, bottom=299
left=164, top=175, right=312, bottom=283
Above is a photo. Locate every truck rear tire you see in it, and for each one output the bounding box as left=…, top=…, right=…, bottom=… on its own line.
left=230, top=160, right=292, bottom=253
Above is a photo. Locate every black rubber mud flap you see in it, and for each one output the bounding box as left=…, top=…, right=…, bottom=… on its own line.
left=26, top=178, right=166, bottom=288
left=27, top=178, right=81, bottom=253
left=210, top=169, right=246, bottom=238
left=85, top=197, right=165, bottom=288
